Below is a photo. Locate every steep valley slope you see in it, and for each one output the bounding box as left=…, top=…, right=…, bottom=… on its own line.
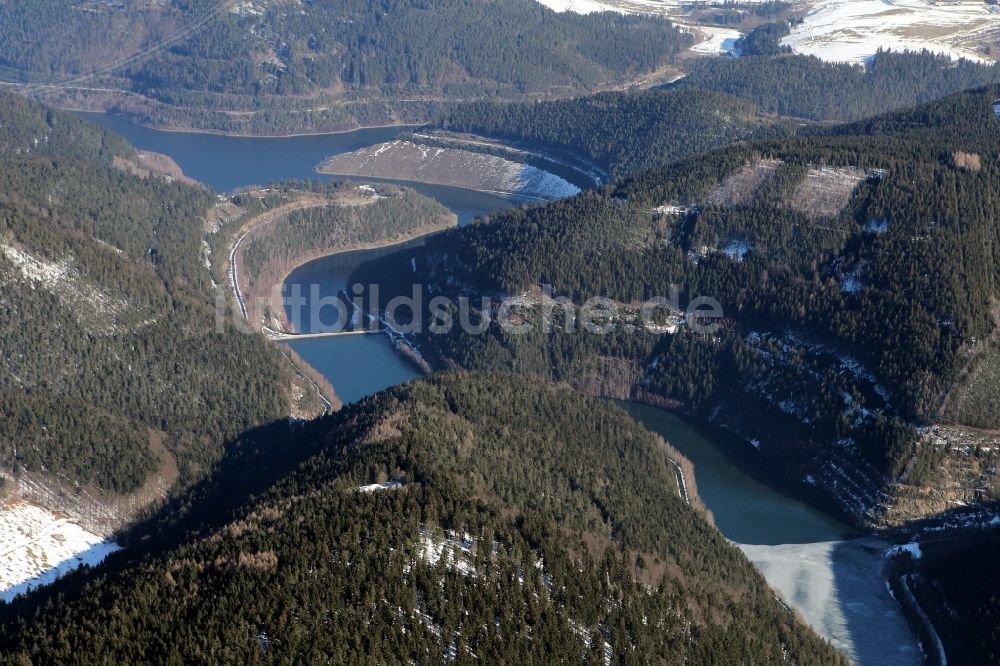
left=351, top=85, right=1000, bottom=530
left=0, top=373, right=846, bottom=665
left=0, top=91, right=325, bottom=540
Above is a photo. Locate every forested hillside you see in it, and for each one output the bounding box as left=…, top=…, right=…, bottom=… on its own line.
left=0, top=373, right=845, bottom=665
left=0, top=91, right=311, bottom=504
left=352, top=86, right=1000, bottom=527
left=429, top=51, right=1000, bottom=179
left=437, top=88, right=791, bottom=179
left=0, top=0, right=690, bottom=133
left=222, top=180, right=456, bottom=332
left=901, top=531, right=1000, bottom=665
left=678, top=50, right=1000, bottom=122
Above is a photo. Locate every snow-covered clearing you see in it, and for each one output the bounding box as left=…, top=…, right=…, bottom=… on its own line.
left=782, top=0, right=1000, bottom=64
left=532, top=0, right=622, bottom=12
left=739, top=537, right=923, bottom=666
left=535, top=0, right=1000, bottom=63
left=1, top=502, right=119, bottom=603
left=535, top=0, right=776, bottom=15
left=688, top=25, right=742, bottom=56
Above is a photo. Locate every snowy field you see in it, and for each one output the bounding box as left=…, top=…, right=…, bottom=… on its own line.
left=535, top=0, right=775, bottom=14
left=319, top=140, right=580, bottom=202
left=783, top=0, right=1000, bottom=64
left=689, top=25, right=743, bottom=56
left=1, top=501, right=119, bottom=603
left=535, top=0, right=1000, bottom=63
left=739, top=537, right=923, bottom=666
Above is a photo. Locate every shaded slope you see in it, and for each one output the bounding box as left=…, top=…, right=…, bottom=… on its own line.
left=0, top=373, right=844, bottom=664
left=350, top=86, right=1000, bottom=526
left=1, top=0, right=692, bottom=133
left=0, top=91, right=303, bottom=503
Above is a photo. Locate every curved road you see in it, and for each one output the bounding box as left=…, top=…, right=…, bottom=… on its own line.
left=227, top=199, right=331, bottom=325
left=226, top=198, right=337, bottom=413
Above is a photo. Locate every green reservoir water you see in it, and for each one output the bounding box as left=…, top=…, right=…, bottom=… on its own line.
left=623, top=403, right=857, bottom=545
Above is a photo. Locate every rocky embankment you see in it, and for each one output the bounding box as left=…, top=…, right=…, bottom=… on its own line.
left=318, top=139, right=581, bottom=202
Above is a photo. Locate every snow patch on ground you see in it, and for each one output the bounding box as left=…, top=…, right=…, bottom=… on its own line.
left=356, top=184, right=386, bottom=201
left=720, top=238, right=750, bottom=261
left=688, top=24, right=742, bottom=56
left=654, top=203, right=691, bottom=216
left=1, top=243, right=72, bottom=286
left=230, top=1, right=265, bottom=17
left=782, top=0, right=999, bottom=64
left=201, top=240, right=218, bottom=290
left=534, top=0, right=999, bottom=63
left=357, top=480, right=402, bottom=493
left=916, top=508, right=1000, bottom=535
left=865, top=218, right=890, bottom=234
left=1, top=502, right=119, bottom=603
left=418, top=529, right=476, bottom=577
left=533, top=0, right=623, bottom=12
left=534, top=0, right=777, bottom=15
left=0, top=243, right=129, bottom=332
left=841, top=267, right=864, bottom=294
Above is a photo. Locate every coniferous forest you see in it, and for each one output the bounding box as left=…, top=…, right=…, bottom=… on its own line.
left=0, top=91, right=302, bottom=494
left=0, top=0, right=692, bottom=133
left=0, top=373, right=846, bottom=665
left=1, top=2, right=1000, bottom=661
left=354, top=86, right=1000, bottom=525
left=903, top=534, right=1000, bottom=665
left=434, top=51, right=1000, bottom=178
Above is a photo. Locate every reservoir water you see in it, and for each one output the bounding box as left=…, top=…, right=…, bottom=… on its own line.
left=85, top=112, right=922, bottom=665
left=82, top=113, right=512, bottom=224
left=282, top=242, right=436, bottom=406
left=83, top=114, right=518, bottom=404
left=623, top=403, right=856, bottom=546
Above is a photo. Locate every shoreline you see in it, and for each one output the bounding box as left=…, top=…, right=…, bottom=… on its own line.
left=271, top=219, right=456, bottom=335
left=265, top=227, right=448, bottom=412
left=227, top=199, right=454, bottom=413
left=148, top=120, right=422, bottom=140
left=226, top=177, right=925, bottom=665
left=318, top=166, right=556, bottom=203
left=71, top=104, right=422, bottom=139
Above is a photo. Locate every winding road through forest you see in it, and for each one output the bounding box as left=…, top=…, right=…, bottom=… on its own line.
left=225, top=196, right=338, bottom=413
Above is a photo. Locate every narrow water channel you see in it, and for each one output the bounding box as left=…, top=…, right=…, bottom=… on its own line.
left=282, top=244, right=429, bottom=406
left=87, top=112, right=922, bottom=665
